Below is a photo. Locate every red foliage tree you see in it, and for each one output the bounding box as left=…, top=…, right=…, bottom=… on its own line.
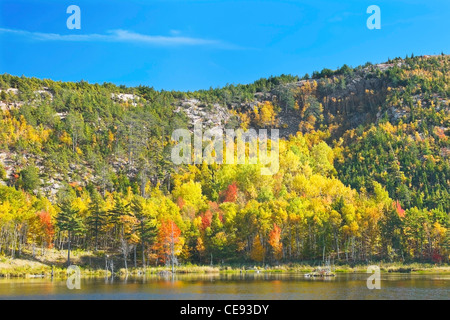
left=220, top=182, right=238, bottom=203
left=432, top=249, right=443, bottom=264
left=201, top=210, right=213, bottom=230
left=394, top=200, right=405, bottom=218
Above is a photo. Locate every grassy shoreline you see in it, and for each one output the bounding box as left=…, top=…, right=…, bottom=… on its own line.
left=1, top=256, right=450, bottom=278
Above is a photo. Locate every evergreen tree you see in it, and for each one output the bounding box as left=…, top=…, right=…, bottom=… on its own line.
left=56, top=201, right=85, bottom=266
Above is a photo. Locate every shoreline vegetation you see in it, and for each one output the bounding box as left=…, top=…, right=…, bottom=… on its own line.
left=1, top=249, right=449, bottom=278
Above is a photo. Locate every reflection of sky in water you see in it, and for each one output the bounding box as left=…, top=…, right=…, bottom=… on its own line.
left=0, top=273, right=448, bottom=300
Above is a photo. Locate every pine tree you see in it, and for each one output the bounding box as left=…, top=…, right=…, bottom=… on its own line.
left=86, top=191, right=107, bottom=251
left=108, top=194, right=129, bottom=241
left=56, top=201, right=84, bottom=266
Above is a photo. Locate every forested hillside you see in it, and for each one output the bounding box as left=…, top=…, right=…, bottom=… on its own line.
left=0, top=54, right=448, bottom=267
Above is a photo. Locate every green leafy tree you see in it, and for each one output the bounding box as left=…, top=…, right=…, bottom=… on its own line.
left=130, top=197, right=156, bottom=268
left=18, top=165, right=40, bottom=193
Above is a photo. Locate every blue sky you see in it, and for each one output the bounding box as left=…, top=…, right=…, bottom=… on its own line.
left=0, top=0, right=449, bottom=91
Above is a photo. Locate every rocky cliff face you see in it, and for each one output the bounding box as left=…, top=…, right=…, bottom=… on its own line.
left=174, top=99, right=232, bottom=129
left=1, top=55, right=448, bottom=199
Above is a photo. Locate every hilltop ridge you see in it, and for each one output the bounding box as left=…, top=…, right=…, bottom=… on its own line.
left=0, top=54, right=448, bottom=206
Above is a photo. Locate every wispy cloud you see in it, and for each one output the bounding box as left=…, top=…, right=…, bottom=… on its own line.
left=0, top=28, right=235, bottom=48
left=328, top=11, right=362, bottom=23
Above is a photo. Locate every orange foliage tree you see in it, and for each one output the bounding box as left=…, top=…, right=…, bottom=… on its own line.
left=153, top=219, right=181, bottom=265
left=250, top=235, right=265, bottom=263
left=38, top=210, right=55, bottom=248
left=268, top=224, right=283, bottom=261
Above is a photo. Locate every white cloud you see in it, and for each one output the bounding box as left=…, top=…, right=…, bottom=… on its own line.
left=0, top=28, right=228, bottom=47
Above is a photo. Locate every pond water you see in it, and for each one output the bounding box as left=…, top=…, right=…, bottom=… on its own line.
left=0, top=273, right=448, bottom=300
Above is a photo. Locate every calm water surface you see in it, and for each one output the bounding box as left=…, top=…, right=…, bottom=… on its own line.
left=0, top=273, right=448, bottom=300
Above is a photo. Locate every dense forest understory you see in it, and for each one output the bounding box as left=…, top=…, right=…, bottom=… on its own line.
left=0, top=54, right=449, bottom=271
